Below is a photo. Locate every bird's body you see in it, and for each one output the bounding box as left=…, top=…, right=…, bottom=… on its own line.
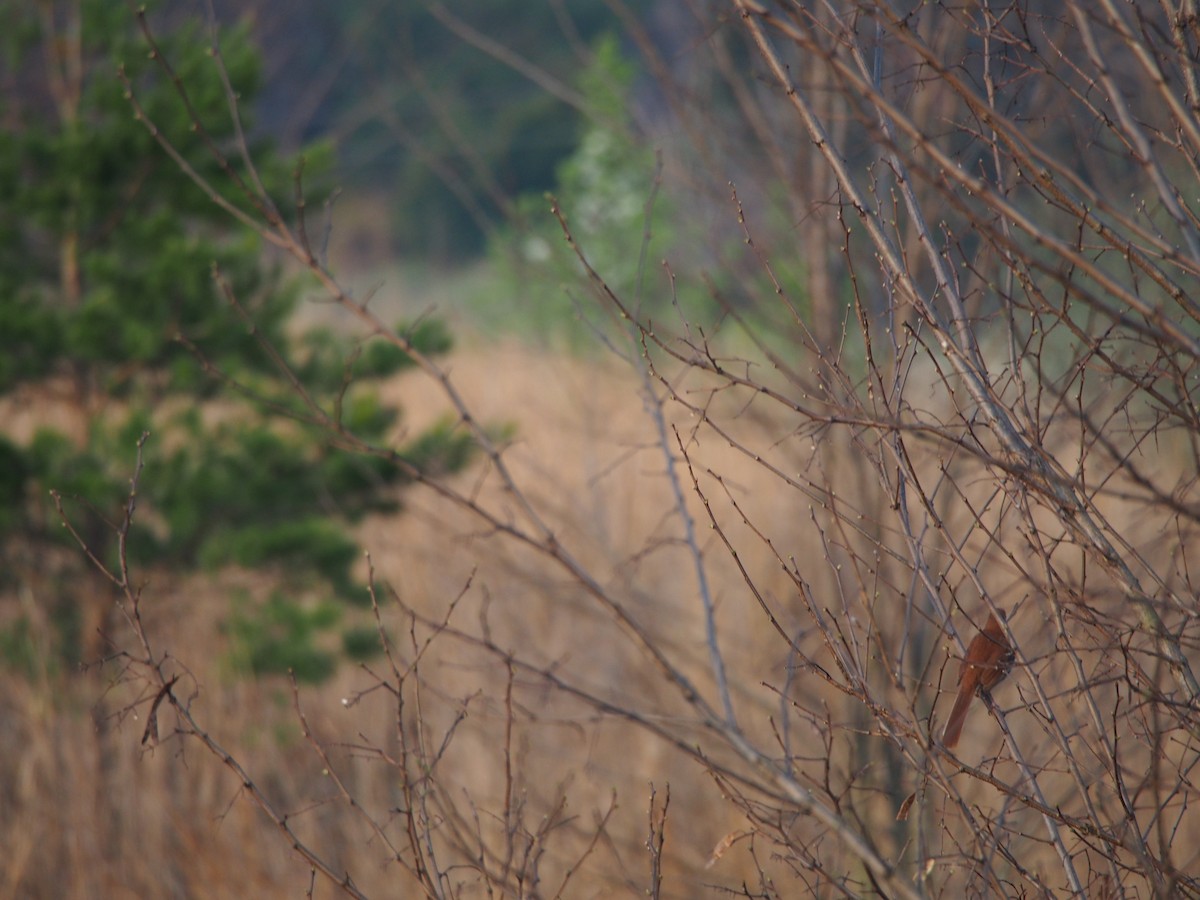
left=942, top=611, right=1014, bottom=749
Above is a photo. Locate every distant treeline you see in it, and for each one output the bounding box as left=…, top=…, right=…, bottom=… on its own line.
left=210, top=0, right=629, bottom=260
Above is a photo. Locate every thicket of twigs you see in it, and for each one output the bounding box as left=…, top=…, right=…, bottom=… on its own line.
left=16, top=2, right=1200, bottom=897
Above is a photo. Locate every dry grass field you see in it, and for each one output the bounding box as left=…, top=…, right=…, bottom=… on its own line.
left=6, top=323, right=1194, bottom=898
left=0, top=338, right=817, bottom=897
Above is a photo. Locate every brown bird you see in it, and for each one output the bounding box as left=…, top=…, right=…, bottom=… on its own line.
left=942, top=610, right=1014, bottom=749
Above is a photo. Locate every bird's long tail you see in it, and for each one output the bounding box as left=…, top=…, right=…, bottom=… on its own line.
left=941, top=682, right=975, bottom=749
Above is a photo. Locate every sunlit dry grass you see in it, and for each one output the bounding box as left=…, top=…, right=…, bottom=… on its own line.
left=0, top=340, right=814, bottom=897
left=3, top=334, right=1197, bottom=896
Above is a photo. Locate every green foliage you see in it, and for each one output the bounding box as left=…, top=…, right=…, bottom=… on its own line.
left=0, top=437, right=28, bottom=532
left=200, top=518, right=360, bottom=598
left=341, top=625, right=385, bottom=662
left=0, top=617, right=43, bottom=679
left=400, top=416, right=479, bottom=477
left=297, top=317, right=454, bottom=393
left=29, top=429, right=114, bottom=502
left=0, top=297, right=61, bottom=390
left=0, top=3, right=475, bottom=684
left=478, top=34, right=716, bottom=344
left=3, top=9, right=289, bottom=388
left=143, top=418, right=401, bottom=557
left=0, top=586, right=87, bottom=676
left=283, top=1, right=619, bottom=259
left=225, top=592, right=339, bottom=683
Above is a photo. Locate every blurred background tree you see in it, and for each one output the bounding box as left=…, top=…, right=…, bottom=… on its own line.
left=0, top=0, right=472, bottom=681
left=213, top=0, right=622, bottom=262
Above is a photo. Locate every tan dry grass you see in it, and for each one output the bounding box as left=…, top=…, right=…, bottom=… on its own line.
left=0, top=340, right=812, bottom=897
left=361, top=340, right=817, bottom=887
left=3, top=337, right=1196, bottom=896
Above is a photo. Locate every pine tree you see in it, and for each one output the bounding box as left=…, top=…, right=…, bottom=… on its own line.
left=0, top=1, right=471, bottom=680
